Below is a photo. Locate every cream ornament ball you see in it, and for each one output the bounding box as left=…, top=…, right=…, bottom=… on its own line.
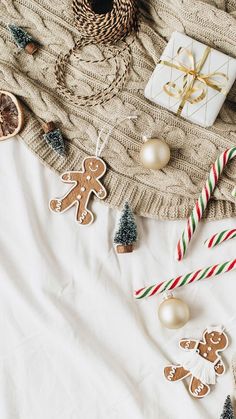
left=140, top=137, right=170, bottom=170
left=158, top=295, right=190, bottom=329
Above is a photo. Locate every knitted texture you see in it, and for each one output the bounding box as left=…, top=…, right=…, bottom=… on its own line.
left=1, top=0, right=236, bottom=220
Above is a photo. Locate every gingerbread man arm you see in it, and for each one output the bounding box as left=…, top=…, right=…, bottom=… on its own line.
left=91, top=178, right=107, bottom=199
left=214, top=359, right=225, bottom=375
left=61, top=172, right=81, bottom=183
left=179, top=339, right=198, bottom=350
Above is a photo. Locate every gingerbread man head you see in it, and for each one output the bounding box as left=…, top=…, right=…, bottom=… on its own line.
left=203, top=327, right=228, bottom=352
left=83, top=157, right=106, bottom=178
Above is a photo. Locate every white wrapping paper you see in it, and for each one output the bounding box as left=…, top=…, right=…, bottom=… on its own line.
left=145, top=31, right=236, bottom=127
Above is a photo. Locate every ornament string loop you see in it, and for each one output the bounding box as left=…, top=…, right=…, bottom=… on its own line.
left=95, top=115, right=137, bottom=157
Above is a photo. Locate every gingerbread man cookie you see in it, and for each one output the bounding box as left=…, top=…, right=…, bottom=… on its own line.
left=50, top=156, right=107, bottom=225
left=164, top=326, right=228, bottom=398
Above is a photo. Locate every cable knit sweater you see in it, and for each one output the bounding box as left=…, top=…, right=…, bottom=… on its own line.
left=0, top=0, right=236, bottom=220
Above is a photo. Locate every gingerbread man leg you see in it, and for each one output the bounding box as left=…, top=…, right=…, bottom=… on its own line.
left=189, top=377, right=210, bottom=398
left=50, top=192, right=77, bottom=213
left=75, top=203, right=94, bottom=225
left=164, top=365, right=190, bottom=382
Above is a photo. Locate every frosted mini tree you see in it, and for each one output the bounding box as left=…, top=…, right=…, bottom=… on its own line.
left=220, top=395, right=235, bottom=419
left=114, top=202, right=137, bottom=253
left=8, top=24, right=38, bottom=55
left=42, top=122, right=66, bottom=156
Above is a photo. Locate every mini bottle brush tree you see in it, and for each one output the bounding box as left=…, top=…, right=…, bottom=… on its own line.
left=220, top=395, right=235, bottom=419
left=42, top=122, right=66, bottom=157
left=114, top=202, right=137, bottom=253
left=8, top=24, right=38, bottom=55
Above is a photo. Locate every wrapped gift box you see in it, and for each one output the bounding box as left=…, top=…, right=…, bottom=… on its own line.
left=145, top=31, right=236, bottom=128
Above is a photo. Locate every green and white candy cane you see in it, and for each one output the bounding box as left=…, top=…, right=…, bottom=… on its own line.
left=176, top=147, right=236, bottom=261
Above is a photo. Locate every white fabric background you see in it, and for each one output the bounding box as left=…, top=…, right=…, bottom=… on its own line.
left=0, top=138, right=235, bottom=419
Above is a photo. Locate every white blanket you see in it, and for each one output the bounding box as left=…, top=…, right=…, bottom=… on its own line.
left=0, top=138, right=235, bottom=419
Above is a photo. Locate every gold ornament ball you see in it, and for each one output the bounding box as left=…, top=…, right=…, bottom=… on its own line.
left=140, top=138, right=170, bottom=170
left=158, top=296, right=190, bottom=329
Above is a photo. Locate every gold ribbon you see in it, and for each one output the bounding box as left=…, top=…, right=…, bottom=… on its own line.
left=160, top=46, right=228, bottom=116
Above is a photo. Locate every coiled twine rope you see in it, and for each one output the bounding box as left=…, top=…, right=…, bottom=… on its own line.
left=55, top=0, right=139, bottom=107
left=73, top=0, right=139, bottom=44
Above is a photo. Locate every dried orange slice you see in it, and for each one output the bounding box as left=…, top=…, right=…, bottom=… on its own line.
left=0, top=91, right=24, bottom=141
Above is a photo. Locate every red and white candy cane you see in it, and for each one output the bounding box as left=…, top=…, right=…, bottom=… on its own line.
left=135, top=259, right=236, bottom=299
left=205, top=229, right=236, bottom=249
left=176, top=147, right=236, bottom=261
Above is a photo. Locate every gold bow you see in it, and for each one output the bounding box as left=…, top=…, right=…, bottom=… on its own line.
left=160, top=46, right=228, bottom=116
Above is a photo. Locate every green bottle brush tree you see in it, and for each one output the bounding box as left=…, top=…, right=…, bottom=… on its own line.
left=42, top=122, right=66, bottom=157
left=220, top=396, right=235, bottom=419
left=8, top=24, right=38, bottom=55
left=114, top=202, right=137, bottom=253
